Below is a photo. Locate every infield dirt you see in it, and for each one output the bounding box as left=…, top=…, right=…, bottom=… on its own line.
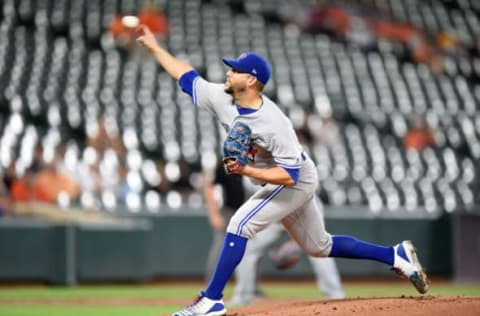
left=228, top=296, right=480, bottom=316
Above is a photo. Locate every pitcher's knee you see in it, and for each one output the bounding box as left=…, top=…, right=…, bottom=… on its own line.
left=226, top=217, right=257, bottom=239
left=303, top=236, right=332, bottom=258
left=307, top=249, right=329, bottom=258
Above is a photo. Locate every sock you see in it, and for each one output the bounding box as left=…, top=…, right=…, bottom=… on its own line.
left=329, top=235, right=394, bottom=266
left=202, top=232, right=248, bottom=300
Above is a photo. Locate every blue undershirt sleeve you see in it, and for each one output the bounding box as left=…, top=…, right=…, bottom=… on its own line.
left=178, top=70, right=200, bottom=104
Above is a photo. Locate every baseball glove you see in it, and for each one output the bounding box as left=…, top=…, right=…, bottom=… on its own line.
left=223, top=121, right=252, bottom=174
left=269, top=240, right=303, bottom=270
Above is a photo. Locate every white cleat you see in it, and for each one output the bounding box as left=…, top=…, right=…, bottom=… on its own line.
left=172, top=295, right=226, bottom=316
left=393, top=240, right=429, bottom=294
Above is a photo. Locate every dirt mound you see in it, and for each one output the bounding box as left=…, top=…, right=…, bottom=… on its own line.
left=229, top=296, right=480, bottom=316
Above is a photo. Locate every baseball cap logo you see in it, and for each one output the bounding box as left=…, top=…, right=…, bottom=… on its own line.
left=239, top=53, right=248, bottom=59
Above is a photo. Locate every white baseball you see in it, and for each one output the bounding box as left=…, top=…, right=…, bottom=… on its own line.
left=121, top=15, right=139, bottom=29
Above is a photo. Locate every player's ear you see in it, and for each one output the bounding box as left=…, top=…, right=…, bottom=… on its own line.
left=246, top=75, right=256, bottom=86
left=247, top=76, right=264, bottom=91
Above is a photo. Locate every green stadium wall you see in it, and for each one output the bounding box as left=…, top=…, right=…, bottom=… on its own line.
left=0, top=212, right=468, bottom=285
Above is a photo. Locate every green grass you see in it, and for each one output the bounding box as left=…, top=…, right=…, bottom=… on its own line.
left=0, top=306, right=165, bottom=316
left=0, top=281, right=479, bottom=316
left=0, top=284, right=195, bottom=299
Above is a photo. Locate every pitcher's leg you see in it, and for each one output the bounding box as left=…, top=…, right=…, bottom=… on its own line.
left=282, top=196, right=394, bottom=264
left=282, top=196, right=428, bottom=294
left=281, top=196, right=333, bottom=257
left=227, top=184, right=313, bottom=238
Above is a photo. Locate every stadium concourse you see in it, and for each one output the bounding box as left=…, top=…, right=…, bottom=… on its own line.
left=1, top=0, right=480, bottom=218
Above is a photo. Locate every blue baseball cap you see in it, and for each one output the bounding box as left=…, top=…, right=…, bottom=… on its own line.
left=222, top=52, right=271, bottom=85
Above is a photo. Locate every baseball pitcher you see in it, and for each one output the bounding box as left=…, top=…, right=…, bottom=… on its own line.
left=136, top=25, right=428, bottom=316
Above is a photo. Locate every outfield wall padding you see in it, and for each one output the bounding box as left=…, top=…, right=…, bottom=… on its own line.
left=0, top=212, right=458, bottom=284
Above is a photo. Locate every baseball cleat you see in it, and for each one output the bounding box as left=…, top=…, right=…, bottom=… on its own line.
left=393, top=240, right=429, bottom=294
left=172, top=295, right=226, bottom=316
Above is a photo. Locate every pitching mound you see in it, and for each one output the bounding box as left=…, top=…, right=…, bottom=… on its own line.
left=229, top=296, right=480, bottom=316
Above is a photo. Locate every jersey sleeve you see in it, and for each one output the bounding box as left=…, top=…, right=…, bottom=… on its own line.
left=178, top=70, right=199, bottom=101
left=178, top=70, right=231, bottom=115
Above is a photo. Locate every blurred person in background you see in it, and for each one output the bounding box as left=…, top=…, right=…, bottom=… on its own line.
left=437, top=31, right=463, bottom=57
left=172, top=159, right=195, bottom=197
left=403, top=116, right=436, bottom=152
left=0, top=171, right=13, bottom=217
left=83, top=117, right=126, bottom=202
left=33, top=147, right=80, bottom=204
left=108, top=0, right=168, bottom=54
left=10, top=167, right=37, bottom=203
left=203, top=159, right=246, bottom=280
left=87, top=117, right=126, bottom=157
left=30, top=145, right=45, bottom=173
left=138, top=0, right=168, bottom=40
left=6, top=148, right=113, bottom=224
left=154, top=159, right=196, bottom=207
left=155, top=161, right=172, bottom=197
left=108, top=13, right=137, bottom=52
left=2, top=162, right=17, bottom=194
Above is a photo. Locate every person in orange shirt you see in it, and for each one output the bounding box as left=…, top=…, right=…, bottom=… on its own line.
left=108, top=13, right=138, bottom=52
left=33, top=156, right=80, bottom=204
left=7, top=150, right=114, bottom=224
left=138, top=0, right=168, bottom=39
left=403, top=117, right=436, bottom=151
left=108, top=0, right=168, bottom=52
left=10, top=167, right=37, bottom=202
left=108, top=14, right=134, bottom=39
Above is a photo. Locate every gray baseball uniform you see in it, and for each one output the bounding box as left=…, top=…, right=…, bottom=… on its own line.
left=187, top=76, right=333, bottom=258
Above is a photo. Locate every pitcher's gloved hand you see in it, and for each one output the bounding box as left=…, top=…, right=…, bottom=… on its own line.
left=223, top=121, right=252, bottom=175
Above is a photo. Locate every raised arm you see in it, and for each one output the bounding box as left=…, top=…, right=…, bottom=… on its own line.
left=136, top=25, right=193, bottom=80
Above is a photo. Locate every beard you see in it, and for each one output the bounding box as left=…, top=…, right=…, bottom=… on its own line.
left=224, top=82, right=246, bottom=96
left=224, top=85, right=234, bottom=95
